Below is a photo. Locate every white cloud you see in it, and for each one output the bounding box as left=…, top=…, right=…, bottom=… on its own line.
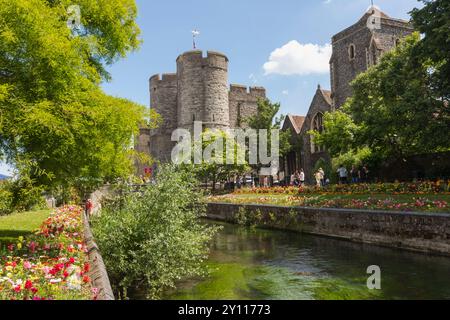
left=323, top=0, right=332, bottom=4
left=263, top=40, right=332, bottom=76
left=282, top=90, right=289, bottom=95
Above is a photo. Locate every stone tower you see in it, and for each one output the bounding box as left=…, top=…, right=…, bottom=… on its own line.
left=330, top=7, right=414, bottom=108
left=176, top=51, right=230, bottom=131
left=140, top=50, right=266, bottom=166
left=149, top=73, right=178, bottom=162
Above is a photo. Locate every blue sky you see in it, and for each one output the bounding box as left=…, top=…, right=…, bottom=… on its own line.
left=0, top=0, right=422, bottom=176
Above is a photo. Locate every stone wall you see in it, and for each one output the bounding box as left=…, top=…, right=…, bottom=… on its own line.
left=229, top=85, right=266, bottom=128
left=82, top=210, right=115, bottom=300
left=207, top=203, right=450, bottom=256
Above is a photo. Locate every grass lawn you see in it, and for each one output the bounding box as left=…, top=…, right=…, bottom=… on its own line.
left=0, top=210, right=50, bottom=248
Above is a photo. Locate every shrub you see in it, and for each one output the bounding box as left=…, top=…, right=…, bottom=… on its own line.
left=0, top=181, right=13, bottom=216
left=91, top=165, right=219, bottom=299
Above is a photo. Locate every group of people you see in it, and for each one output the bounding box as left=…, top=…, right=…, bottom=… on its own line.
left=290, top=170, right=306, bottom=186
left=336, top=164, right=370, bottom=184
left=289, top=164, right=370, bottom=187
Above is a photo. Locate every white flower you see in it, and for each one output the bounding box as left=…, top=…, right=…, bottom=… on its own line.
left=50, top=278, right=62, bottom=284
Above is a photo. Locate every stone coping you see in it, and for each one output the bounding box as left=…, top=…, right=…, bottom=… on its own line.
left=207, top=202, right=450, bottom=218
left=82, top=211, right=115, bottom=300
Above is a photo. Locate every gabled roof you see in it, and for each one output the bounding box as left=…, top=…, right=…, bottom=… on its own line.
left=320, top=89, right=332, bottom=106
left=283, top=114, right=306, bottom=134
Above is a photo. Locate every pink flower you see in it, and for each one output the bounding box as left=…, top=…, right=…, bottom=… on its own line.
left=23, top=261, right=32, bottom=270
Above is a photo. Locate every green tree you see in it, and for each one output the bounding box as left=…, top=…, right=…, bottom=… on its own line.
left=187, top=130, right=250, bottom=191
left=0, top=0, right=147, bottom=195
left=92, top=165, right=219, bottom=299
left=411, top=0, right=450, bottom=102
left=246, top=98, right=292, bottom=168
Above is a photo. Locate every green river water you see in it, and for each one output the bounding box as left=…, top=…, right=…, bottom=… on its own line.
left=162, top=221, right=450, bottom=300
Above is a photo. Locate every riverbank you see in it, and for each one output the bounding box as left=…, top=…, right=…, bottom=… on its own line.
left=206, top=202, right=450, bottom=256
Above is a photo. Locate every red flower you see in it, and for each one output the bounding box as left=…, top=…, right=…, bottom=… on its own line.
left=7, top=244, right=14, bottom=252
left=63, top=271, right=69, bottom=278
left=83, top=263, right=90, bottom=273
left=69, top=257, right=75, bottom=264
left=25, top=280, right=33, bottom=290
left=14, top=285, right=21, bottom=293
left=31, top=287, right=38, bottom=294
left=82, top=275, right=91, bottom=284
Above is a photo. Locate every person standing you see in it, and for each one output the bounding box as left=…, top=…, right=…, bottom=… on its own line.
left=299, top=169, right=306, bottom=187
left=350, top=165, right=360, bottom=184
left=337, top=165, right=348, bottom=184
left=318, top=168, right=325, bottom=187
left=360, top=165, right=369, bottom=183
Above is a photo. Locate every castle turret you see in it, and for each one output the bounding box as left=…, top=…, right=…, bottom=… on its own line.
left=176, top=51, right=205, bottom=130
left=176, top=50, right=230, bottom=131
left=203, top=51, right=230, bottom=130
left=149, top=73, right=178, bottom=162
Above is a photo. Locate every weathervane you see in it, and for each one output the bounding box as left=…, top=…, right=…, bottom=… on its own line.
left=192, top=29, right=200, bottom=49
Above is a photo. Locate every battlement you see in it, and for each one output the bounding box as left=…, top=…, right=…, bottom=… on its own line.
left=176, top=50, right=228, bottom=71
left=149, top=73, right=177, bottom=89
left=176, top=50, right=203, bottom=62
left=229, top=84, right=266, bottom=97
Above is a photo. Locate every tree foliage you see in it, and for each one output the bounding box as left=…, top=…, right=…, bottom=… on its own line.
left=411, top=0, right=450, bottom=102
left=0, top=0, right=147, bottom=193
left=92, top=165, right=219, bottom=299
left=246, top=98, right=292, bottom=165
left=186, top=130, right=250, bottom=189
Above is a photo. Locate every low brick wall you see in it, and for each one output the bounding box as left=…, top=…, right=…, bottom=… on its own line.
left=82, top=211, right=115, bottom=300
left=207, top=203, right=450, bottom=256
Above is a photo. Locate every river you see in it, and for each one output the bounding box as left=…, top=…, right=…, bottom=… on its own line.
left=161, top=220, right=450, bottom=300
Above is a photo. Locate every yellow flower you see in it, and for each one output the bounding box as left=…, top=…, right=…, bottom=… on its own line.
left=18, top=236, right=24, bottom=243
left=17, top=243, right=22, bottom=250
left=5, top=266, right=13, bottom=272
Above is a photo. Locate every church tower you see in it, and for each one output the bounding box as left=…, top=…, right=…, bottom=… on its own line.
left=330, top=6, right=414, bottom=108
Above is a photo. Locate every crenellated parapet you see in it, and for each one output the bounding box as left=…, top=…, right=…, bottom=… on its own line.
left=229, top=84, right=266, bottom=128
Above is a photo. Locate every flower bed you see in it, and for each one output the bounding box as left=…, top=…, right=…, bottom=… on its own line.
left=209, top=194, right=449, bottom=213
left=234, top=181, right=450, bottom=196
left=0, top=206, right=96, bottom=300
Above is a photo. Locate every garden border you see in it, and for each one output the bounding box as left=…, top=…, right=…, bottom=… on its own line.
left=82, top=211, right=115, bottom=300
left=207, top=202, right=450, bottom=256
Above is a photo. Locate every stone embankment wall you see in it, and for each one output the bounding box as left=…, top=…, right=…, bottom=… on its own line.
left=207, top=203, right=450, bottom=256
left=82, top=187, right=115, bottom=300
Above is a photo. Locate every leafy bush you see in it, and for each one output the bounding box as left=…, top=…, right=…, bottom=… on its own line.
left=91, top=165, right=219, bottom=299
left=0, top=177, right=46, bottom=215
left=0, top=181, right=13, bottom=216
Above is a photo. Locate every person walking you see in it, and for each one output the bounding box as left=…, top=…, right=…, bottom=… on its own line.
left=337, top=165, right=348, bottom=184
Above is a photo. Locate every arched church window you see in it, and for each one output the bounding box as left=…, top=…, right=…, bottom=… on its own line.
left=311, top=113, right=325, bottom=153
left=349, top=44, right=356, bottom=60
